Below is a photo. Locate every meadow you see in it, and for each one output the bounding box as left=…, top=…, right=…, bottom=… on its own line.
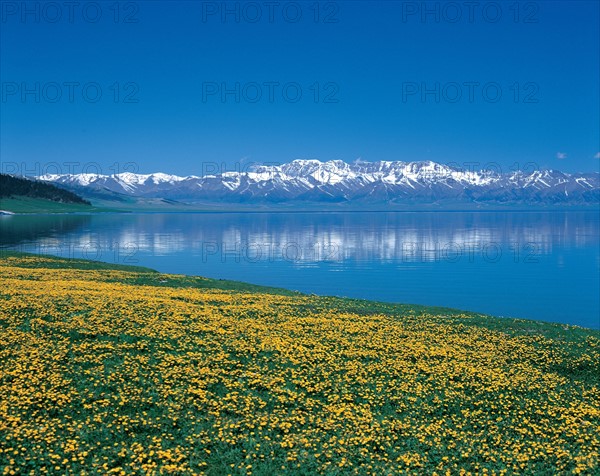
left=0, top=197, right=102, bottom=214
left=0, top=252, right=598, bottom=475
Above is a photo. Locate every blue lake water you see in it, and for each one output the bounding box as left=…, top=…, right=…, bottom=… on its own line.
left=1, top=211, right=598, bottom=329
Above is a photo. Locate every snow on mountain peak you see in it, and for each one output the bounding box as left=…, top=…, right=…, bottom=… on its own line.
left=34, top=159, right=599, bottom=205
left=114, top=172, right=186, bottom=185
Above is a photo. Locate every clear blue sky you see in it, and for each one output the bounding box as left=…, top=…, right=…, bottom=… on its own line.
left=1, top=0, right=599, bottom=176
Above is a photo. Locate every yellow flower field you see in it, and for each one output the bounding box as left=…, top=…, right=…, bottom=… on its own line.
left=0, top=254, right=598, bottom=475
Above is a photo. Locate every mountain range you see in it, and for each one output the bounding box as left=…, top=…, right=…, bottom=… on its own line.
left=37, top=159, right=600, bottom=206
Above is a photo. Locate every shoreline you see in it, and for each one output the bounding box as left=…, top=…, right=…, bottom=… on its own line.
left=2, top=206, right=599, bottom=216
left=2, top=250, right=598, bottom=332
left=1, top=251, right=598, bottom=474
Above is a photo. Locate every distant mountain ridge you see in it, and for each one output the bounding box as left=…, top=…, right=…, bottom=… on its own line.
left=38, top=159, right=600, bottom=206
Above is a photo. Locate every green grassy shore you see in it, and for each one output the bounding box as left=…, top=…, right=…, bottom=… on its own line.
left=0, top=251, right=598, bottom=475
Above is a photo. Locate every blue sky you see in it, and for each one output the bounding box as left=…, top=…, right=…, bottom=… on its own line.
left=1, top=0, right=599, bottom=176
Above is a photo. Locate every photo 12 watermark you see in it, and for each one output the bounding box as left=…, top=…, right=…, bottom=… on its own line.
left=200, top=241, right=341, bottom=263
left=200, top=1, right=340, bottom=24
left=398, top=241, right=540, bottom=264
left=1, top=161, right=141, bottom=177
left=194, top=240, right=542, bottom=264
left=399, top=1, right=539, bottom=24
left=1, top=81, right=140, bottom=104
left=401, top=81, right=539, bottom=104
left=1, top=241, right=140, bottom=265
left=194, top=160, right=284, bottom=177
left=1, top=1, right=140, bottom=24
left=201, top=81, right=339, bottom=104
left=416, top=161, right=542, bottom=178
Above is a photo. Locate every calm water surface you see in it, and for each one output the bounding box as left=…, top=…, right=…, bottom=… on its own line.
left=1, top=211, right=598, bottom=329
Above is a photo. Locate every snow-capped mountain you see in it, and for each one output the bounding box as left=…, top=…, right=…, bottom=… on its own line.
left=38, top=160, right=600, bottom=205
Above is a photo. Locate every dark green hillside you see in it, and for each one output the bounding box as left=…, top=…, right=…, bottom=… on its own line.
left=0, top=174, right=90, bottom=205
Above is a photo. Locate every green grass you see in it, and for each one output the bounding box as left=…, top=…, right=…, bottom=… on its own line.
left=3, top=250, right=597, bottom=339
left=0, top=196, right=115, bottom=214
left=0, top=251, right=598, bottom=475
left=9, top=250, right=598, bottom=384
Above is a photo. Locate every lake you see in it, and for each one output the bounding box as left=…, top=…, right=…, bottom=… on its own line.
left=1, top=211, right=598, bottom=329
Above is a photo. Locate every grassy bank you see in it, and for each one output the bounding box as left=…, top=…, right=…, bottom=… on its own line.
left=0, top=197, right=113, bottom=214
left=0, top=252, right=598, bottom=474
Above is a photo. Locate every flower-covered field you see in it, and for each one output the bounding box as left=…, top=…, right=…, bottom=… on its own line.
left=0, top=253, right=598, bottom=475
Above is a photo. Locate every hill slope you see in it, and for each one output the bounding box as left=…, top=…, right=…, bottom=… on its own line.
left=0, top=174, right=91, bottom=205
left=0, top=252, right=598, bottom=474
